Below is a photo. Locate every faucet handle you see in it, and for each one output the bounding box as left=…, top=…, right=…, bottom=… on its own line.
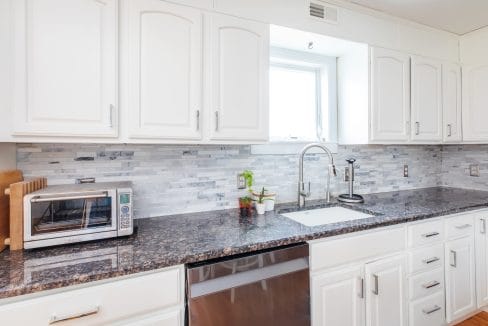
left=300, top=181, right=311, bottom=198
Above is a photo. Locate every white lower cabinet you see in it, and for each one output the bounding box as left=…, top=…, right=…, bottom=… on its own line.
left=0, top=266, right=184, bottom=326
left=445, top=236, right=477, bottom=322
left=476, top=216, right=488, bottom=308
left=310, top=209, right=488, bottom=326
left=311, top=255, right=407, bottom=326
left=311, top=265, right=365, bottom=326
left=365, top=255, right=408, bottom=326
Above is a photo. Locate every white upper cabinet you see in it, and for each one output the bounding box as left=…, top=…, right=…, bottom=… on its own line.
left=12, top=0, right=118, bottom=137
left=370, top=47, right=411, bottom=142
left=207, top=14, right=269, bottom=141
left=365, top=254, right=408, bottom=326
left=127, top=0, right=203, bottom=140
left=462, top=65, right=488, bottom=141
left=442, top=63, right=462, bottom=142
left=410, top=56, right=443, bottom=142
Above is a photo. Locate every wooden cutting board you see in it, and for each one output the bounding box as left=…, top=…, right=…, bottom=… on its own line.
left=0, top=170, right=23, bottom=252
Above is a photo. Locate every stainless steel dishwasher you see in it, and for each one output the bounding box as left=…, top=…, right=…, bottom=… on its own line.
left=186, top=243, right=310, bottom=326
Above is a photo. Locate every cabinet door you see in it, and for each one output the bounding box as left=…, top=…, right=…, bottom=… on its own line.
left=410, top=56, right=442, bottom=142
left=311, top=265, right=365, bottom=326
left=370, top=47, right=410, bottom=142
left=365, top=254, right=407, bottom=326
left=462, top=65, right=488, bottom=141
left=445, top=236, right=476, bottom=323
left=127, top=0, right=202, bottom=140
left=208, top=14, right=269, bottom=141
left=476, top=217, right=488, bottom=308
left=12, top=0, right=117, bottom=137
left=442, top=63, right=462, bottom=142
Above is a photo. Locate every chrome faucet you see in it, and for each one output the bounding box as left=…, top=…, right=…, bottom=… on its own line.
left=298, top=143, right=337, bottom=208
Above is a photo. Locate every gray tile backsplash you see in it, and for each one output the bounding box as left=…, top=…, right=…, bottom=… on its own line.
left=441, top=145, right=488, bottom=191
left=17, top=143, right=442, bottom=218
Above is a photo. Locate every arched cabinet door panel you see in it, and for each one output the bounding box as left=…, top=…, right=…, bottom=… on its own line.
left=370, top=47, right=410, bottom=142
left=208, top=13, right=269, bottom=141
left=12, top=0, right=118, bottom=137
left=127, top=0, right=203, bottom=140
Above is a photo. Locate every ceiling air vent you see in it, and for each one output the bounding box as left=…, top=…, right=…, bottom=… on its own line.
left=309, top=1, right=339, bottom=24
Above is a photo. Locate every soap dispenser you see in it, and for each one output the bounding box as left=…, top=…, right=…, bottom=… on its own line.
left=338, top=158, right=364, bottom=203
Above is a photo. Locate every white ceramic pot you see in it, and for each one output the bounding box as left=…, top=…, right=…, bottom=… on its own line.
left=256, top=202, right=266, bottom=215
left=264, top=196, right=275, bottom=211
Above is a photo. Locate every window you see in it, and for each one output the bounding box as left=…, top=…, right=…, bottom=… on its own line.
left=269, top=48, right=337, bottom=143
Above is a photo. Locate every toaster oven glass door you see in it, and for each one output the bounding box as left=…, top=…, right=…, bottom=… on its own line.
left=28, top=191, right=116, bottom=239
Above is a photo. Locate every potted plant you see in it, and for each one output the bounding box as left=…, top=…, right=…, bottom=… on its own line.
left=238, top=196, right=253, bottom=216
left=255, top=187, right=267, bottom=215
left=252, top=188, right=276, bottom=211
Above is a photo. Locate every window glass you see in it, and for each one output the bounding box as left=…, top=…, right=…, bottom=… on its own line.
left=269, top=65, right=321, bottom=141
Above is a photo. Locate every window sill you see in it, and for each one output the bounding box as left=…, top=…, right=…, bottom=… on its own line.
left=250, top=141, right=338, bottom=155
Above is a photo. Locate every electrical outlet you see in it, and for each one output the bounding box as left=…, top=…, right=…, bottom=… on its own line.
left=470, top=164, right=480, bottom=177
left=237, top=174, right=246, bottom=189
left=403, top=164, right=409, bottom=177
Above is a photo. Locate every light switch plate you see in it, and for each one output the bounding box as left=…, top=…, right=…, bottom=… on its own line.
left=237, top=174, right=246, bottom=189
left=470, top=164, right=480, bottom=177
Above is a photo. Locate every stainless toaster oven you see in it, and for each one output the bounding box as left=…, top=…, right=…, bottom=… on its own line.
left=23, top=181, right=133, bottom=249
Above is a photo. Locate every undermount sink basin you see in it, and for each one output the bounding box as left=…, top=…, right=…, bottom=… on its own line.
left=282, top=206, right=373, bottom=227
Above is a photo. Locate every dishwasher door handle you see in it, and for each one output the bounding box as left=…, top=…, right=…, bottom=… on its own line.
left=189, top=257, right=309, bottom=298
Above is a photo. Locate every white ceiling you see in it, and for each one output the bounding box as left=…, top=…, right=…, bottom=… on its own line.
left=346, top=0, right=488, bottom=35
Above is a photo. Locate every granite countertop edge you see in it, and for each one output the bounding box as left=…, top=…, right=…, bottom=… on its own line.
left=2, top=187, right=488, bottom=301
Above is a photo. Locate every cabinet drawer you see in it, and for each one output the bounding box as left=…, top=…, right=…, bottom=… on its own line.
left=446, top=214, right=474, bottom=239
left=409, top=292, right=445, bottom=326
left=408, top=268, right=444, bottom=300
left=408, top=244, right=444, bottom=274
left=407, top=219, right=443, bottom=248
left=0, top=267, right=183, bottom=325
left=310, top=227, right=406, bottom=271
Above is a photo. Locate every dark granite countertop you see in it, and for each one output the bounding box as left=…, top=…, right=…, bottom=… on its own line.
left=1, top=186, right=488, bottom=300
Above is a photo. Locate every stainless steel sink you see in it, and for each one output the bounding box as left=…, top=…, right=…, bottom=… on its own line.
left=282, top=206, right=373, bottom=227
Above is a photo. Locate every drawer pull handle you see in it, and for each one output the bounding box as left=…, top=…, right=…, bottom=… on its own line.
left=423, top=257, right=440, bottom=264
left=455, top=224, right=472, bottom=229
left=372, top=274, right=379, bottom=295
left=450, top=250, right=457, bottom=267
left=422, top=231, right=440, bottom=238
left=481, top=219, right=486, bottom=234
left=422, top=280, right=440, bottom=289
left=422, top=305, right=441, bottom=315
left=50, top=306, right=100, bottom=324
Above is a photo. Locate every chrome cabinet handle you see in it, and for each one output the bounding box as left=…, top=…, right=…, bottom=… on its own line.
left=450, top=250, right=457, bottom=267
left=422, top=232, right=440, bottom=238
left=372, top=274, right=379, bottom=295
left=215, top=111, right=219, bottom=131
left=196, top=110, right=200, bottom=131
left=455, top=223, right=472, bottom=229
left=423, top=257, right=440, bottom=264
left=481, top=219, right=486, bottom=234
left=422, top=280, right=440, bottom=289
left=422, top=305, right=441, bottom=315
left=50, top=306, right=100, bottom=324
left=447, top=124, right=452, bottom=137
left=415, top=122, right=420, bottom=135
left=358, top=277, right=364, bottom=299
left=109, top=104, right=115, bottom=128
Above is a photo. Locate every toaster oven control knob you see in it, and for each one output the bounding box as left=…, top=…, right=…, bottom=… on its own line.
left=121, top=205, right=130, bottom=214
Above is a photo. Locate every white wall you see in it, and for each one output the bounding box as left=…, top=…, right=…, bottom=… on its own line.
left=214, top=0, right=460, bottom=62
left=460, top=26, right=488, bottom=65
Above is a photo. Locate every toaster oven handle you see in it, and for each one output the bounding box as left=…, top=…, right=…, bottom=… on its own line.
left=30, top=192, right=109, bottom=202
